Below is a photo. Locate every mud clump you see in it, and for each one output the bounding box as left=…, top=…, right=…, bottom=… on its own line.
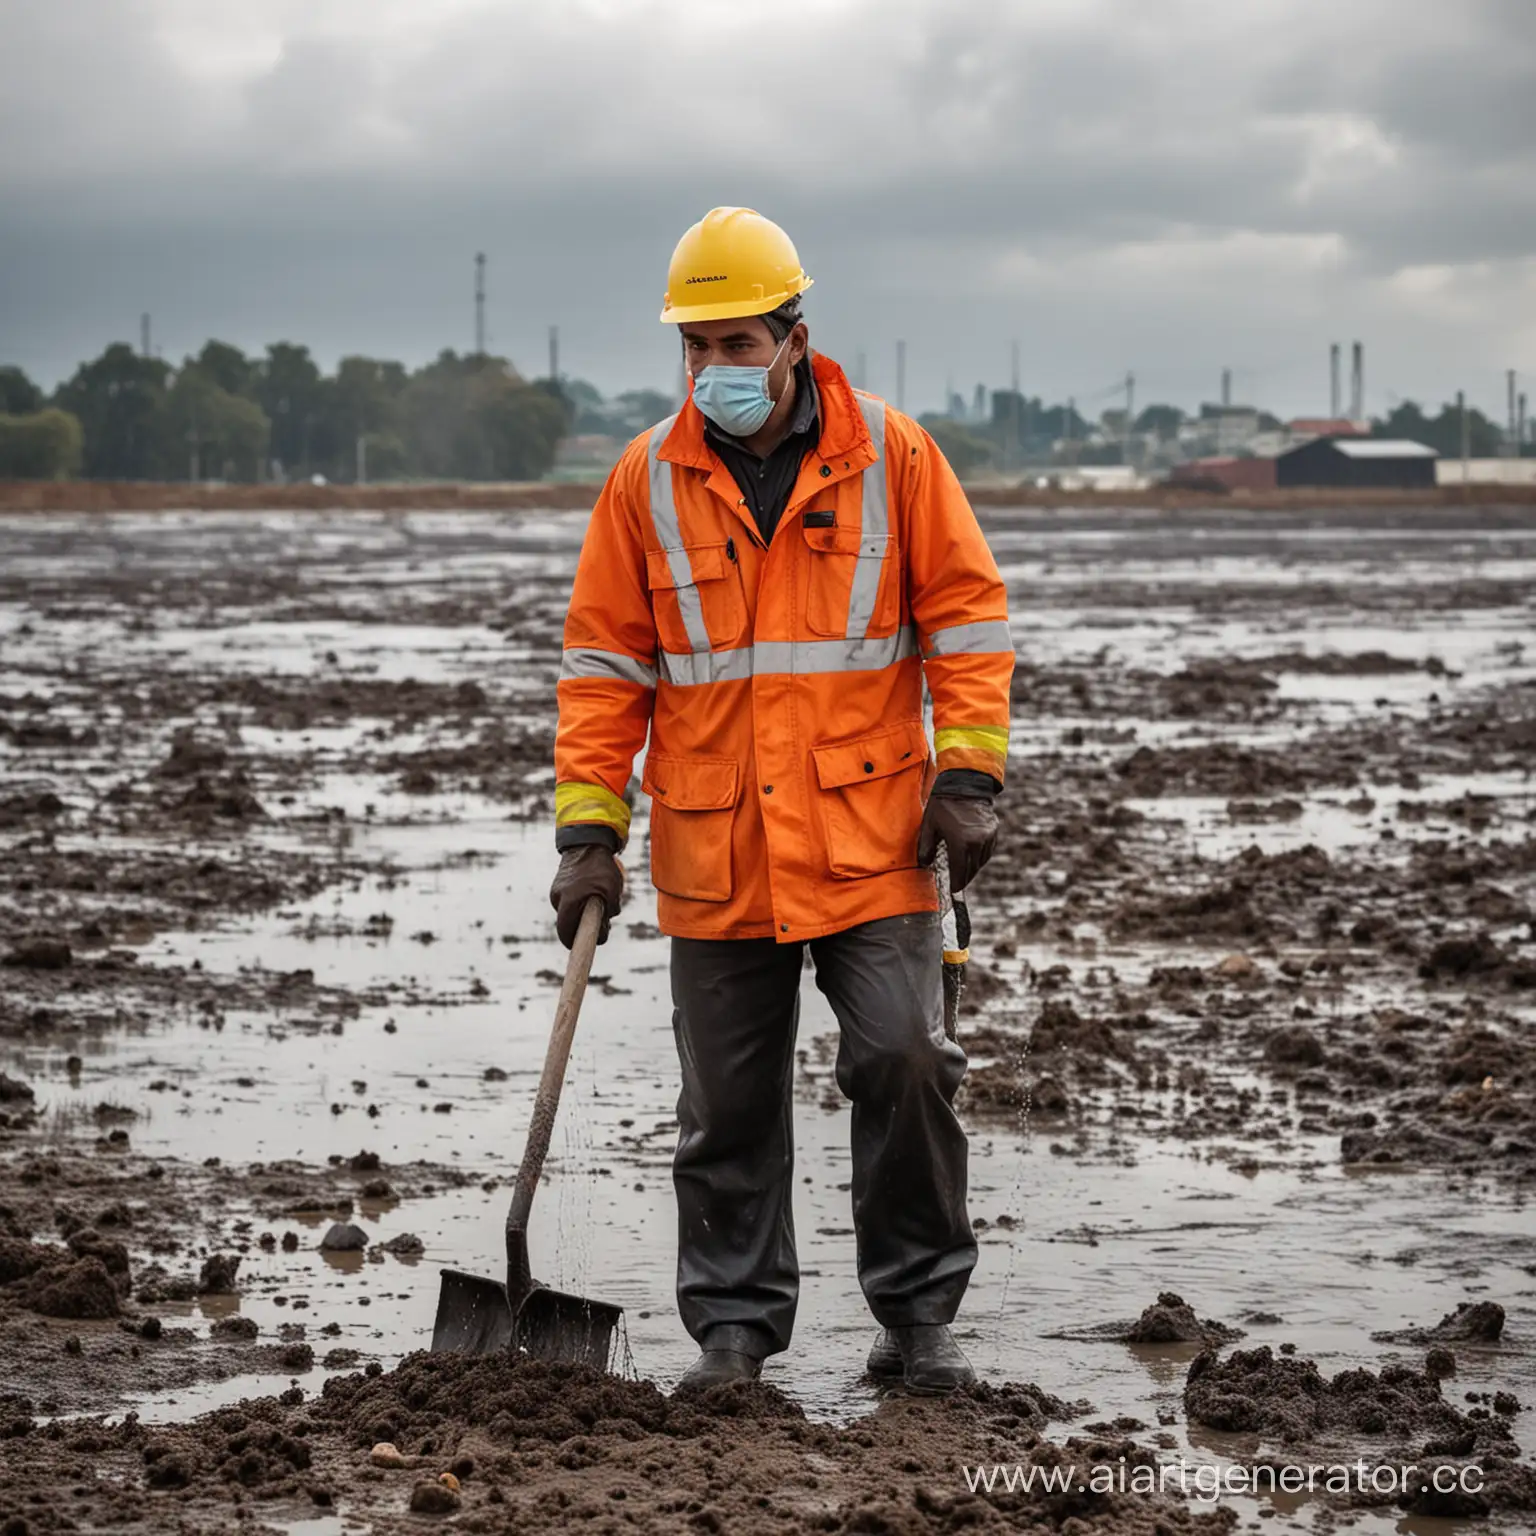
left=198, top=1253, right=241, bottom=1294
left=1184, top=1345, right=1513, bottom=1452
left=24, top=1256, right=123, bottom=1319
left=1264, top=1025, right=1325, bottom=1068
left=1047, top=1293, right=1243, bottom=1346
left=1420, top=932, right=1536, bottom=989
left=0, top=1072, right=36, bottom=1104
left=2, top=939, right=72, bottom=971
left=1125, top=1293, right=1244, bottom=1346
left=1373, top=1301, right=1505, bottom=1346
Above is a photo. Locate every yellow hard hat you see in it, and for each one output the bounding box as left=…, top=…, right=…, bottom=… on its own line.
left=660, top=207, right=813, bottom=325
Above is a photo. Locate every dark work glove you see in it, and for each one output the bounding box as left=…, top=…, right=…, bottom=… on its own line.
left=549, top=845, right=624, bottom=948
left=916, top=794, right=998, bottom=892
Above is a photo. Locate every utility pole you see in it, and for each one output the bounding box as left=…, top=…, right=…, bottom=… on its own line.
left=141, top=313, right=151, bottom=359
left=1124, top=372, right=1135, bottom=465
left=1329, top=342, right=1340, bottom=418
left=1507, top=369, right=1518, bottom=457
left=895, top=340, right=906, bottom=414
left=1221, top=367, right=1232, bottom=409
left=1519, top=393, right=1528, bottom=457
left=549, top=325, right=560, bottom=386
left=1458, top=389, right=1469, bottom=483
left=474, top=252, right=486, bottom=356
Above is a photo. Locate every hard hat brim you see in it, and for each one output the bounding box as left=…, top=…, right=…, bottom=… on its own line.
left=660, top=276, right=813, bottom=326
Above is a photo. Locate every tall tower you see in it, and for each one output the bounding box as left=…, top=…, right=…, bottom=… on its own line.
left=1329, top=343, right=1340, bottom=418
left=474, top=253, right=487, bottom=356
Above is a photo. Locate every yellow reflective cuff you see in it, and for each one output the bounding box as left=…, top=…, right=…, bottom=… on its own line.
left=934, top=725, right=1009, bottom=757
left=555, top=782, right=631, bottom=840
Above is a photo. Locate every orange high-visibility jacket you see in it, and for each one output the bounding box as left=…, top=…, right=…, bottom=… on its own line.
left=555, top=351, right=1013, bottom=942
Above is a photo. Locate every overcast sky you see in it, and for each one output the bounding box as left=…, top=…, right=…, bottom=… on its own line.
left=3, top=0, right=1533, bottom=421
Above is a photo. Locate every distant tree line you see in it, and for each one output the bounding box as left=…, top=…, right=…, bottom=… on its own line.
left=0, top=341, right=573, bottom=483
left=1370, top=399, right=1511, bottom=459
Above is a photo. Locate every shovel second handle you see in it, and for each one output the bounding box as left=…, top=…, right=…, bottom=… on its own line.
left=507, top=895, right=605, bottom=1249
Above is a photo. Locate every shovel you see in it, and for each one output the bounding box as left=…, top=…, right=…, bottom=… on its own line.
left=935, top=845, right=970, bottom=1043
left=431, top=895, right=623, bottom=1367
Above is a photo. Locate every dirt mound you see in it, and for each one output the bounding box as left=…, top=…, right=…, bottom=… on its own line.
left=1116, top=743, right=1323, bottom=798
left=1420, top=932, right=1536, bottom=989
left=1372, top=1301, right=1506, bottom=1345
left=0, top=1360, right=1228, bottom=1536
left=1184, top=1345, right=1515, bottom=1452
left=1047, top=1293, right=1243, bottom=1346
left=312, top=1353, right=807, bottom=1452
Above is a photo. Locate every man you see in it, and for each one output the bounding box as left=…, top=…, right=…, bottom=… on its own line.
left=550, top=207, right=1013, bottom=1394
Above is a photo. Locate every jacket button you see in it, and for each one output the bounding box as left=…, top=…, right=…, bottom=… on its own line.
left=819, top=465, right=831, bottom=477
left=763, top=784, right=773, bottom=794
left=780, top=923, right=790, bottom=933
left=863, top=761, right=874, bottom=773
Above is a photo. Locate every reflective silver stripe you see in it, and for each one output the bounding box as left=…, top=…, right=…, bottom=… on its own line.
left=656, top=629, right=919, bottom=684
left=647, top=415, right=711, bottom=654
left=560, top=647, right=658, bottom=688
left=922, top=619, right=1015, bottom=658
left=755, top=627, right=917, bottom=676
left=845, top=394, right=889, bottom=640
left=658, top=647, right=754, bottom=687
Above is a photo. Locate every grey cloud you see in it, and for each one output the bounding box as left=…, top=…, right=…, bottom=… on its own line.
left=1, top=0, right=1532, bottom=415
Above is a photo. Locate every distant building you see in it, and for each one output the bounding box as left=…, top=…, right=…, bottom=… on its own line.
left=1276, top=438, right=1436, bottom=489
left=1434, top=458, right=1536, bottom=487
left=1198, top=404, right=1261, bottom=454
left=1246, top=430, right=1289, bottom=459
left=1288, top=417, right=1367, bottom=442
left=1167, top=456, right=1277, bottom=492
left=1050, top=466, right=1149, bottom=492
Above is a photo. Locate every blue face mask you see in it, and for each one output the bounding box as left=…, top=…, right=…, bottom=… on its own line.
left=691, top=334, right=791, bottom=438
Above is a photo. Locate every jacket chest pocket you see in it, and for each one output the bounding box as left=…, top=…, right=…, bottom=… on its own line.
left=646, top=543, right=748, bottom=654
left=801, top=519, right=899, bottom=639
left=811, top=719, right=927, bottom=879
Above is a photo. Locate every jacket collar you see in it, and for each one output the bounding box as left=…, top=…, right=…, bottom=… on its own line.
left=657, top=351, right=874, bottom=480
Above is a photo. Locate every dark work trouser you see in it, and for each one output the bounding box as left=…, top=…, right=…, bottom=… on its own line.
left=670, top=911, right=975, bottom=1358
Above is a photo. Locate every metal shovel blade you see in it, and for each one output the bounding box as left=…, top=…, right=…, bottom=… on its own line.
left=431, top=1267, right=622, bottom=1368
left=431, top=1268, right=515, bottom=1356
left=514, top=1286, right=624, bottom=1368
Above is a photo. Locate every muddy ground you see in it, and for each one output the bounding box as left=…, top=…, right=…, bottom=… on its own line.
left=0, top=504, right=1532, bottom=1533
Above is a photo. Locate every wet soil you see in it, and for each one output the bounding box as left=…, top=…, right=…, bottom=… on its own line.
left=1, top=1355, right=1237, bottom=1535
left=1, top=505, right=1533, bottom=1532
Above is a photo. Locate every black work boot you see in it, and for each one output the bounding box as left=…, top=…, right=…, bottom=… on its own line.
left=884, top=1325, right=976, bottom=1394
left=865, top=1328, right=903, bottom=1379
left=676, top=1349, right=762, bottom=1392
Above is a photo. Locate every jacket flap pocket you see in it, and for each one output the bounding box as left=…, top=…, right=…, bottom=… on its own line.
left=802, top=521, right=865, bottom=556
left=646, top=544, right=727, bottom=590
left=642, top=753, right=739, bottom=810
left=812, top=721, right=927, bottom=790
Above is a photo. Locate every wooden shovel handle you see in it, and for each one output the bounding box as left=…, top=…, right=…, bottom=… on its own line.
left=506, top=895, right=604, bottom=1251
